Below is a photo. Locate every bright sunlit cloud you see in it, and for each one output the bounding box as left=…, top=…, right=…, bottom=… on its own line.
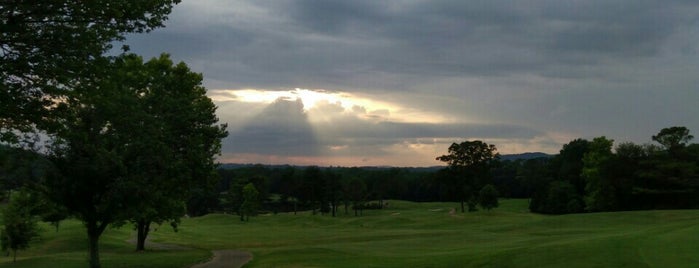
left=211, top=88, right=450, bottom=123
left=209, top=87, right=566, bottom=166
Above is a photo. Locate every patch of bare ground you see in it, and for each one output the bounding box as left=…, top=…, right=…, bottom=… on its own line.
left=126, top=234, right=252, bottom=267
left=190, top=250, right=253, bottom=268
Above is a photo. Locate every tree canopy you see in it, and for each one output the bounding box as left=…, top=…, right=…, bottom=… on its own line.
left=1, top=0, right=180, bottom=143
left=43, top=53, right=226, bottom=267
left=436, top=141, right=499, bottom=212
left=652, top=126, right=694, bottom=156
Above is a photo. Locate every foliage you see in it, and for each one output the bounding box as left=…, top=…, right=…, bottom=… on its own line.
left=184, top=127, right=698, bottom=217
left=1, top=190, right=40, bottom=262
left=436, top=140, right=498, bottom=212
left=347, top=178, right=367, bottom=216
left=42, top=53, right=225, bottom=266
left=239, top=183, right=259, bottom=222
left=582, top=136, right=616, bottom=211
left=478, top=184, right=499, bottom=211
left=119, top=54, right=226, bottom=251
left=544, top=181, right=582, bottom=214
left=301, top=166, right=326, bottom=215
left=0, top=0, right=181, bottom=144
left=652, top=126, right=694, bottom=155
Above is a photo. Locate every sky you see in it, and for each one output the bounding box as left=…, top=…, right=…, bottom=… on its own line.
left=122, top=0, right=699, bottom=167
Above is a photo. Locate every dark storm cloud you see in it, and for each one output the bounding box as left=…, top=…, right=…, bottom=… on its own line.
left=225, top=99, right=319, bottom=155
left=318, top=121, right=540, bottom=144
left=123, top=0, right=699, bottom=87
left=123, top=0, right=699, bottom=163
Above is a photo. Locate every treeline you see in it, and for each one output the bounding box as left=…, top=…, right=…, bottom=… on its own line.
left=527, top=126, right=699, bottom=214
left=187, top=165, right=443, bottom=217
left=188, top=126, right=699, bottom=217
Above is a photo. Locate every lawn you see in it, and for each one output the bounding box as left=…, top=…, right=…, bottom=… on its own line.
left=2, top=199, right=699, bottom=267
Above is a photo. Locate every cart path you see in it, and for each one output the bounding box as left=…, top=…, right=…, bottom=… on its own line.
left=126, top=234, right=252, bottom=267
left=190, top=250, right=253, bottom=268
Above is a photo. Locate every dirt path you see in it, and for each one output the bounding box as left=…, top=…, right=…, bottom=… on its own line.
left=126, top=234, right=253, bottom=267
left=190, top=250, right=253, bottom=268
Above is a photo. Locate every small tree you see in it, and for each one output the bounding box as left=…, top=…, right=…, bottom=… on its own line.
left=478, top=184, right=499, bottom=211
left=1, top=190, right=39, bottom=262
left=239, top=183, right=259, bottom=222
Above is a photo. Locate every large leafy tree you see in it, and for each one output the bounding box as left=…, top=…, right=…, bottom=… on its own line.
left=436, top=141, right=498, bottom=212
left=125, top=54, right=226, bottom=252
left=652, top=126, right=694, bottom=157
left=582, top=136, right=616, bottom=211
left=556, top=138, right=590, bottom=195
left=45, top=55, right=146, bottom=268
left=44, top=54, right=226, bottom=267
left=1, top=0, right=180, bottom=143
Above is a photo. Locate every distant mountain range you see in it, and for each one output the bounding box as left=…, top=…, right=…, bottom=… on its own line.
left=218, top=152, right=553, bottom=170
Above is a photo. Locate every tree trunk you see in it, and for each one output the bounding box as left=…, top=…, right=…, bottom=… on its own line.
left=13, top=249, right=16, bottom=262
left=461, top=200, right=465, bottom=213
left=136, top=220, right=151, bottom=251
left=87, top=220, right=108, bottom=268
left=293, top=200, right=297, bottom=215
left=87, top=225, right=101, bottom=268
left=88, top=230, right=101, bottom=268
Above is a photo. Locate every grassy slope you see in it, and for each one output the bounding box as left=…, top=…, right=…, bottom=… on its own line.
left=2, top=199, right=699, bottom=267
left=0, top=219, right=210, bottom=268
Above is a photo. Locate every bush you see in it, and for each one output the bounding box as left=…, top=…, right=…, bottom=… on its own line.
left=479, top=184, right=499, bottom=211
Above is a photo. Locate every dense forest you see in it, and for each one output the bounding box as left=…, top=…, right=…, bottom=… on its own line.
left=184, top=126, right=699, bottom=217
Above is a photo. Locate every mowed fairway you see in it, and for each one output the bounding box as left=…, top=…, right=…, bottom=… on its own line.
left=3, top=199, right=699, bottom=267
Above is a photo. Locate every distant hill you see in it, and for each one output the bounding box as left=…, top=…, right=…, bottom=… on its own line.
left=499, top=152, right=553, bottom=161
left=218, top=152, right=552, bottom=170
left=217, top=163, right=443, bottom=172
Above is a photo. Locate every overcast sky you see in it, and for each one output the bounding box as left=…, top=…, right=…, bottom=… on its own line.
left=123, top=0, right=699, bottom=167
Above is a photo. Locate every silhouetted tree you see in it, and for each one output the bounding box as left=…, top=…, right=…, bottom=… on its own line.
left=652, top=126, right=694, bottom=157
left=348, top=178, right=367, bottom=216
left=302, top=166, right=325, bottom=215
left=1, top=0, right=180, bottom=146
left=436, top=141, right=498, bottom=212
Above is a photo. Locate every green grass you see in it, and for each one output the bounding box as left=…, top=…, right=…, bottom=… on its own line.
left=0, top=219, right=210, bottom=268
left=2, top=199, right=699, bottom=267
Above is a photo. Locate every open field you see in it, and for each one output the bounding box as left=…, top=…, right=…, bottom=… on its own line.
left=2, top=199, right=699, bottom=267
